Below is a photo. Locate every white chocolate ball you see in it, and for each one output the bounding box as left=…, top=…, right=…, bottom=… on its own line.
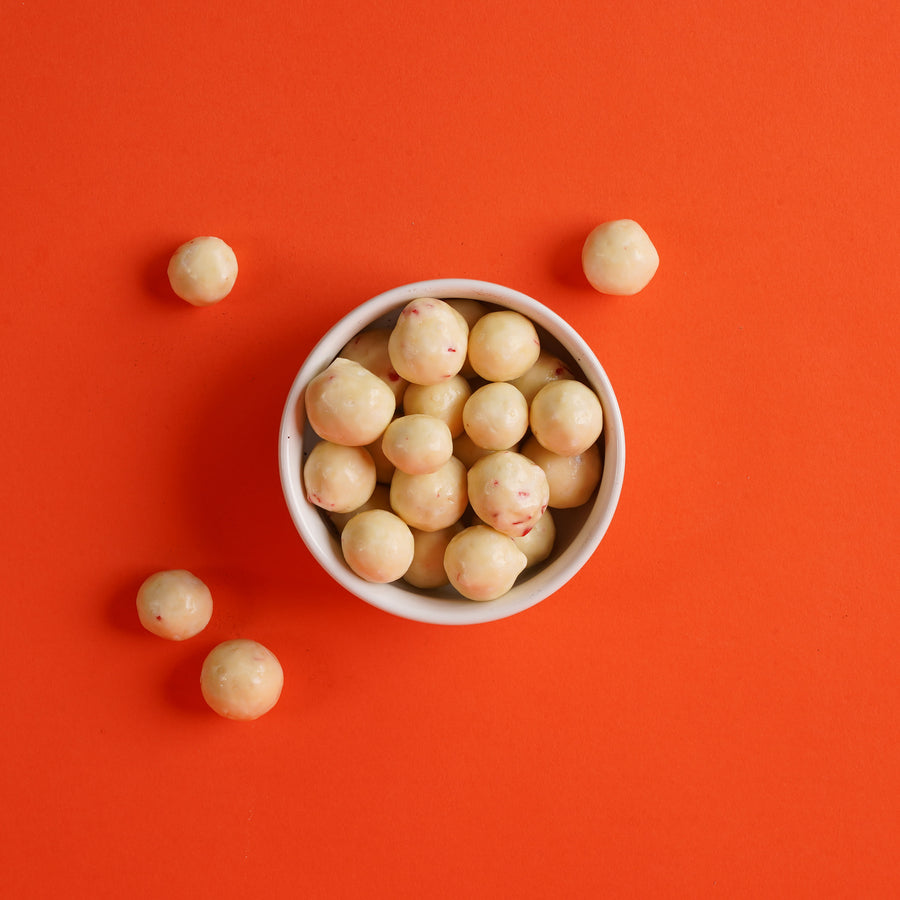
left=466, top=450, right=550, bottom=538
left=136, top=569, right=212, bottom=640
left=339, top=327, right=407, bottom=405
left=463, top=382, right=529, bottom=451
left=167, top=236, right=238, bottom=306
left=443, top=525, right=528, bottom=601
left=388, top=298, right=469, bottom=385
left=303, top=441, right=376, bottom=513
left=467, top=310, right=540, bottom=382
left=510, top=351, right=575, bottom=404
left=402, top=375, right=471, bottom=438
left=521, top=435, right=602, bottom=508
left=381, top=414, right=453, bottom=475
left=328, top=483, right=392, bottom=533
left=200, top=639, right=283, bottom=721
left=403, top=523, right=463, bottom=589
left=530, top=380, right=603, bottom=457
left=512, top=508, right=556, bottom=568
left=389, top=456, right=468, bottom=532
left=341, top=509, right=415, bottom=583
left=305, top=358, right=396, bottom=446
left=582, top=219, right=659, bottom=295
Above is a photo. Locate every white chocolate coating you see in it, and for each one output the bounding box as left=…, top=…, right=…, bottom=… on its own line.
left=365, top=432, right=396, bottom=483
left=452, top=432, right=495, bottom=470
left=402, top=523, right=463, bottom=589
left=521, top=435, right=602, bottom=509
left=466, top=450, right=550, bottom=538
left=167, top=236, right=238, bottom=306
left=341, top=509, right=415, bottom=583
left=200, top=639, right=283, bottom=721
left=444, top=298, right=487, bottom=331
left=381, top=414, right=453, bottom=475
left=530, top=380, right=603, bottom=457
left=305, top=358, right=396, bottom=446
left=512, top=508, right=556, bottom=568
left=303, top=441, right=376, bottom=513
left=136, top=569, right=212, bottom=640
left=389, top=456, right=468, bottom=532
left=443, top=525, right=528, bottom=601
left=467, top=310, right=540, bottom=382
left=339, top=327, right=407, bottom=405
left=444, top=298, right=488, bottom=378
left=388, top=298, right=469, bottom=385
left=328, top=483, right=392, bottom=533
left=402, top=375, right=471, bottom=438
left=582, top=219, right=659, bottom=295
left=510, top=351, right=575, bottom=404
left=463, top=382, right=529, bottom=451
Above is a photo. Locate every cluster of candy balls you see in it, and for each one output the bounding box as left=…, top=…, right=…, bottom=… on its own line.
left=146, top=219, right=657, bottom=716
left=136, top=569, right=283, bottom=721
left=133, top=236, right=256, bottom=721
left=301, top=219, right=658, bottom=601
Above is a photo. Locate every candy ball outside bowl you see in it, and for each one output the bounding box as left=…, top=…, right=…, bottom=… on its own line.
left=278, top=278, right=625, bottom=625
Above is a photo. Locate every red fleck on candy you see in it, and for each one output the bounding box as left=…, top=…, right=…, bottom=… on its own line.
left=517, top=490, right=530, bottom=498
left=388, top=371, right=400, bottom=381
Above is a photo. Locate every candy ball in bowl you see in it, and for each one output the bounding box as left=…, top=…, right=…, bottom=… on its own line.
left=278, top=278, right=625, bottom=625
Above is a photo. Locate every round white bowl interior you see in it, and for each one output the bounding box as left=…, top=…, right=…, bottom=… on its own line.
left=278, top=278, right=625, bottom=625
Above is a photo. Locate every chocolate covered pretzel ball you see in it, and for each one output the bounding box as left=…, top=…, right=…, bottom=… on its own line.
left=466, top=450, right=549, bottom=538
left=462, top=382, right=529, bottom=451
left=443, top=525, right=528, bottom=601
left=136, top=569, right=212, bottom=641
left=305, top=358, right=395, bottom=446
left=341, top=509, right=415, bottom=583
left=303, top=441, right=376, bottom=513
left=402, top=374, right=471, bottom=438
left=167, top=236, right=237, bottom=306
left=582, top=219, right=659, bottom=296
left=467, top=310, right=540, bottom=382
left=387, top=298, right=469, bottom=385
left=381, top=414, right=454, bottom=475
left=389, top=456, right=468, bottom=532
left=529, top=380, right=603, bottom=457
left=201, top=640, right=283, bottom=721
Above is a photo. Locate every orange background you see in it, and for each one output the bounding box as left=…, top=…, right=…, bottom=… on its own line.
left=1, top=1, right=897, bottom=897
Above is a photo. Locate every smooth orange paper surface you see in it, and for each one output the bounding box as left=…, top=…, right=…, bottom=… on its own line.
left=1, top=1, right=897, bottom=897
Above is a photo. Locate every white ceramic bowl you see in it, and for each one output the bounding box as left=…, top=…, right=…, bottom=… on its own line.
left=278, top=278, right=625, bottom=625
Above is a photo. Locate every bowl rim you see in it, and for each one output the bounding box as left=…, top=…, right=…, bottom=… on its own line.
left=278, top=278, right=625, bottom=625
